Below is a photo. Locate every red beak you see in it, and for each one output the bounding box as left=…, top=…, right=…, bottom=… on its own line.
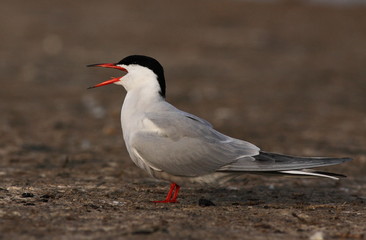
left=87, top=63, right=128, bottom=89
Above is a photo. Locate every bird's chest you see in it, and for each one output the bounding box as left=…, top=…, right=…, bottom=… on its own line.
left=121, top=94, right=163, bottom=139
left=120, top=99, right=162, bottom=149
left=121, top=112, right=162, bottom=143
left=120, top=104, right=143, bottom=145
left=121, top=103, right=164, bottom=176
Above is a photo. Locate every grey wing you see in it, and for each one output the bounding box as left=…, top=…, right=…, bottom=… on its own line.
left=176, top=109, right=213, bottom=127
left=130, top=111, right=260, bottom=177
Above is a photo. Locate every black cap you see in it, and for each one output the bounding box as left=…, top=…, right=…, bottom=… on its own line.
left=118, top=55, right=166, bottom=98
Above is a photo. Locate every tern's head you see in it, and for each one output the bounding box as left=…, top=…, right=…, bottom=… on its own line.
left=87, top=55, right=166, bottom=98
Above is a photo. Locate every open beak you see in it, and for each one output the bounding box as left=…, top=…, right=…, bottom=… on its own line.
left=87, top=63, right=127, bottom=89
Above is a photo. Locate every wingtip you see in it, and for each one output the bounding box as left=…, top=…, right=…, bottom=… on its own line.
left=341, top=157, right=353, bottom=163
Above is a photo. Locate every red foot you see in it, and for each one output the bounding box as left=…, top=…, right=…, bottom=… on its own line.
left=152, top=200, right=178, bottom=203
left=152, top=182, right=180, bottom=203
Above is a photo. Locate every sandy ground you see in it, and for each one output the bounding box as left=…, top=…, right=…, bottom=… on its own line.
left=1, top=1, right=366, bottom=239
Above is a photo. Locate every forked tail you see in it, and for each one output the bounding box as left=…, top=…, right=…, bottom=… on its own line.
left=218, top=151, right=352, bottom=180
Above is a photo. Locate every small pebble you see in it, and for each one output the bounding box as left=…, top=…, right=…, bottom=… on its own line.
left=21, top=193, right=34, bottom=198
left=198, top=198, right=216, bottom=207
left=309, top=231, right=324, bottom=240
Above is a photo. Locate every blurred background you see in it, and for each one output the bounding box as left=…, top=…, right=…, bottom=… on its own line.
left=1, top=0, right=365, bottom=171
left=1, top=0, right=365, bottom=239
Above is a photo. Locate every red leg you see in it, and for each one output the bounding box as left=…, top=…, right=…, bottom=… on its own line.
left=171, top=185, right=180, bottom=202
left=153, top=183, right=181, bottom=203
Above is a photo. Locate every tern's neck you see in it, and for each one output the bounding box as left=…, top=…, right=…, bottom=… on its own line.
left=123, top=86, right=165, bottom=112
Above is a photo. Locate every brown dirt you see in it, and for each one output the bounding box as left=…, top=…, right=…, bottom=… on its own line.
left=1, top=1, right=365, bottom=239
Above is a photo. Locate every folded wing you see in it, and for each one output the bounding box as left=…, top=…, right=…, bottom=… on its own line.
left=130, top=111, right=260, bottom=176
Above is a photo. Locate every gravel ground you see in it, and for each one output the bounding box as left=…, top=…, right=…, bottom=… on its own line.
left=1, top=1, right=365, bottom=239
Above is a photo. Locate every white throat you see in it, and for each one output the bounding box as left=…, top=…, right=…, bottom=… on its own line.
left=119, top=64, right=165, bottom=127
left=117, top=65, right=162, bottom=98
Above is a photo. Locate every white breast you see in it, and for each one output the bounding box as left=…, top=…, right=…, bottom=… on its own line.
left=120, top=89, right=165, bottom=176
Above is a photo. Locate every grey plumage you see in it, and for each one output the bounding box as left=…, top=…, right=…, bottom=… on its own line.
left=130, top=106, right=350, bottom=180
left=219, top=151, right=351, bottom=172
left=131, top=109, right=259, bottom=177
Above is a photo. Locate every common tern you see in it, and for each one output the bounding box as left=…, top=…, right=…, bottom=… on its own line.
left=88, top=55, right=351, bottom=203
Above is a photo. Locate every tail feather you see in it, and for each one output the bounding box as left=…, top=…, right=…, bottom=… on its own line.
left=253, top=151, right=352, bottom=170
left=218, top=151, right=352, bottom=176
left=278, top=170, right=346, bottom=180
